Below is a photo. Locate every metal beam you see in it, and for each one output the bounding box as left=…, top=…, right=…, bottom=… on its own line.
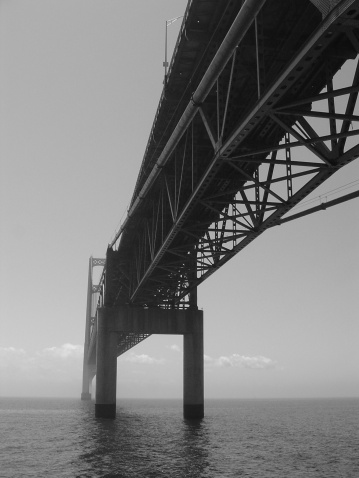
left=110, top=0, right=268, bottom=248
left=275, top=190, right=359, bottom=225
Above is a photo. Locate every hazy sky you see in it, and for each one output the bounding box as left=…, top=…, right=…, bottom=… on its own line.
left=0, top=0, right=358, bottom=400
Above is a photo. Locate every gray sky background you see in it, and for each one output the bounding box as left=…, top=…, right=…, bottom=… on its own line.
left=0, top=0, right=358, bottom=399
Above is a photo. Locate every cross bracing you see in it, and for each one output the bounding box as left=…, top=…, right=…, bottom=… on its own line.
left=87, top=0, right=359, bottom=358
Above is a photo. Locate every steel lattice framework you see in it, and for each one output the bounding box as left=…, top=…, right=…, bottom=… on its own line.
left=86, top=0, right=359, bottom=360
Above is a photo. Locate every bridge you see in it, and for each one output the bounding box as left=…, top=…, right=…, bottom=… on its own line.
left=81, top=0, right=359, bottom=418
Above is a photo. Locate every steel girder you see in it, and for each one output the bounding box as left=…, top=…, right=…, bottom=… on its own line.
left=105, top=0, right=359, bottom=312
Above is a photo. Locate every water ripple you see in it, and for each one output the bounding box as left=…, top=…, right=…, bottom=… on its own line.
left=0, top=398, right=358, bottom=477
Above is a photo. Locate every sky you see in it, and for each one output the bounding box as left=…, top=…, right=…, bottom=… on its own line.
left=0, top=0, right=358, bottom=400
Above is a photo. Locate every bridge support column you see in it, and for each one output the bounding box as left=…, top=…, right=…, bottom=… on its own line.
left=183, top=311, right=204, bottom=419
left=95, top=308, right=118, bottom=418
left=93, top=306, right=204, bottom=419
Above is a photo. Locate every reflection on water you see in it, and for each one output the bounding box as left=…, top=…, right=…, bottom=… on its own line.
left=181, top=419, right=210, bottom=477
left=77, top=400, right=212, bottom=477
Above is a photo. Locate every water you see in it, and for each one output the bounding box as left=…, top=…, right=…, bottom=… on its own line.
left=0, top=397, right=358, bottom=477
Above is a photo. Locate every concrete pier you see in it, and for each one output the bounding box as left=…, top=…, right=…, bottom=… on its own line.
left=95, top=310, right=118, bottom=418
left=94, top=306, right=204, bottom=419
left=81, top=391, right=92, bottom=400
left=183, top=312, right=204, bottom=419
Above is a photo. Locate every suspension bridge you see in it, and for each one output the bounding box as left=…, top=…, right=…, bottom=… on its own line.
left=81, top=0, right=359, bottom=418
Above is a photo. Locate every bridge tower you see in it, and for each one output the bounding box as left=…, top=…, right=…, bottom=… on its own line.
left=81, top=256, right=105, bottom=401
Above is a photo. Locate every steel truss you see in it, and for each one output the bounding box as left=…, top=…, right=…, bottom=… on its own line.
left=107, top=0, right=359, bottom=311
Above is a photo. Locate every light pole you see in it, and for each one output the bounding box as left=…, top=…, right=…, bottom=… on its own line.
left=163, top=16, right=183, bottom=84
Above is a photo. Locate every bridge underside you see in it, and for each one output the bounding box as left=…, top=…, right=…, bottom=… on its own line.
left=109, top=0, right=359, bottom=308
left=82, top=0, right=359, bottom=416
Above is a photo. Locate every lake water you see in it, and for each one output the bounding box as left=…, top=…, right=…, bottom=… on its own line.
left=0, top=397, right=358, bottom=477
